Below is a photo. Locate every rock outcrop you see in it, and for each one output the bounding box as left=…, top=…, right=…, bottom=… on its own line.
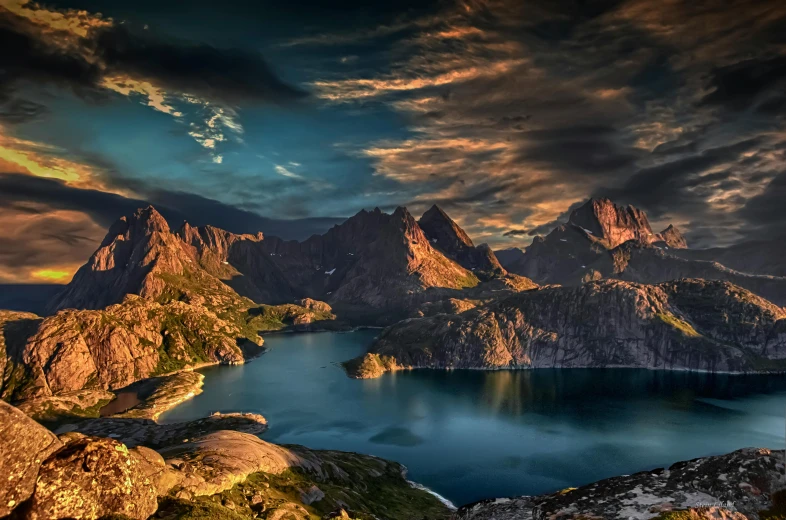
left=0, top=400, right=452, bottom=520
left=455, top=448, right=786, bottom=520
left=0, top=295, right=261, bottom=403
left=345, top=279, right=786, bottom=378
left=567, top=198, right=670, bottom=249
left=658, top=223, right=688, bottom=249
left=585, top=240, right=786, bottom=306
left=418, top=205, right=506, bottom=280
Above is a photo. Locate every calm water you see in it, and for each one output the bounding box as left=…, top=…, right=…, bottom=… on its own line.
left=161, top=330, right=786, bottom=506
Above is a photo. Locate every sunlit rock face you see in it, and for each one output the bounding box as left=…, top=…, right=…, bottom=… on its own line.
left=418, top=204, right=506, bottom=280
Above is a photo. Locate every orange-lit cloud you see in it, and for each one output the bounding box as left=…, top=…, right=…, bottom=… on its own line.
left=0, top=126, right=129, bottom=195
left=0, top=204, right=104, bottom=284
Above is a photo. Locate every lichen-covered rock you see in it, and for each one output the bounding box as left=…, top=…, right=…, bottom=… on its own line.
left=455, top=448, right=785, bottom=520
left=129, top=445, right=183, bottom=496
left=346, top=279, right=786, bottom=378
left=0, top=400, right=62, bottom=517
left=25, top=433, right=158, bottom=520
left=156, top=442, right=452, bottom=520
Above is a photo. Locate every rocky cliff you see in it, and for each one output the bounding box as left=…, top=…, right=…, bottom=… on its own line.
left=1, top=295, right=263, bottom=403
left=456, top=447, right=786, bottom=520
left=582, top=240, right=786, bottom=306
left=344, top=279, right=786, bottom=378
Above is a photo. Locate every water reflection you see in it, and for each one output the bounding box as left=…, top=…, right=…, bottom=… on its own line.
left=161, top=331, right=786, bottom=506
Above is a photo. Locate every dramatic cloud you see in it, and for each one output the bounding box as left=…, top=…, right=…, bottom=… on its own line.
left=0, top=0, right=306, bottom=160
left=308, top=0, right=786, bottom=248
left=1, top=0, right=785, bottom=282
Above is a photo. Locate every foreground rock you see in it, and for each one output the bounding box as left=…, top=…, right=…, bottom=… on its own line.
left=23, top=433, right=159, bottom=520
left=157, top=431, right=453, bottom=519
left=73, top=412, right=269, bottom=449
left=455, top=448, right=786, bottom=520
left=0, top=401, right=62, bottom=516
left=345, top=279, right=786, bottom=378
left=1, top=400, right=451, bottom=520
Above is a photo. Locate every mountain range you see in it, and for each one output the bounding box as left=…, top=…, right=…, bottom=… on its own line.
left=2, top=198, right=786, bottom=413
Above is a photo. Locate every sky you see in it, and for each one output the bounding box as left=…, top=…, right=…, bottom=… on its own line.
left=1, top=0, right=785, bottom=283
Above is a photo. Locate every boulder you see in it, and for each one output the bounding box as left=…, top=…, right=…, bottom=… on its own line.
left=0, top=401, right=62, bottom=516
left=24, top=433, right=158, bottom=520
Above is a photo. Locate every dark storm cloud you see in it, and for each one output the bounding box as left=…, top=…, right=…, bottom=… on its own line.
left=0, top=7, right=306, bottom=116
left=701, top=55, right=786, bottom=112
left=92, top=25, right=309, bottom=104
left=597, top=138, right=766, bottom=216
left=0, top=18, right=101, bottom=122
left=0, top=173, right=341, bottom=240
left=502, top=229, right=528, bottom=237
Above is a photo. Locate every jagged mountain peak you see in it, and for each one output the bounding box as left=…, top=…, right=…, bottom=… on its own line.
left=658, top=224, right=688, bottom=249
left=567, top=198, right=654, bottom=249
left=419, top=204, right=474, bottom=248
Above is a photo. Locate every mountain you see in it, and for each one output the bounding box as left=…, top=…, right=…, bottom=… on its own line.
left=49, top=204, right=527, bottom=323
left=48, top=206, right=251, bottom=314
left=418, top=204, right=506, bottom=280
left=496, top=198, right=786, bottom=305
left=344, top=278, right=786, bottom=378
left=260, top=206, right=483, bottom=314
left=497, top=198, right=689, bottom=284
left=566, top=197, right=669, bottom=249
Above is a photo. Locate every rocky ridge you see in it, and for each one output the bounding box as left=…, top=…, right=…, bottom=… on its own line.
left=496, top=198, right=786, bottom=305
left=49, top=205, right=523, bottom=323
left=0, top=295, right=262, bottom=403
left=345, top=279, right=786, bottom=378
left=418, top=205, right=506, bottom=280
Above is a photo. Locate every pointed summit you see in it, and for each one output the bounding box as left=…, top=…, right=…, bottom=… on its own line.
left=133, top=205, right=170, bottom=233
left=418, top=205, right=505, bottom=280
left=657, top=224, right=688, bottom=249
left=419, top=204, right=474, bottom=249
left=48, top=206, right=193, bottom=312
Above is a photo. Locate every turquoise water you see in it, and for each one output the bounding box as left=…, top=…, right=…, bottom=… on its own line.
left=160, top=330, right=786, bottom=506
